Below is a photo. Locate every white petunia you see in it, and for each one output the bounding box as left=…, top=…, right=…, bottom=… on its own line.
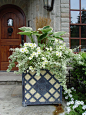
left=82, top=112, right=86, bottom=115
left=71, top=87, right=74, bottom=90
left=66, top=107, right=71, bottom=113
left=68, top=94, right=72, bottom=98
left=65, top=96, right=68, bottom=99
left=73, top=104, right=78, bottom=109
left=46, top=47, right=49, bottom=51
left=82, top=105, right=86, bottom=110
left=71, top=98, right=74, bottom=101
left=80, top=101, right=84, bottom=105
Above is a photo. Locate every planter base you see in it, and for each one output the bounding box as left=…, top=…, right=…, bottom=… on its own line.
left=22, top=70, right=62, bottom=106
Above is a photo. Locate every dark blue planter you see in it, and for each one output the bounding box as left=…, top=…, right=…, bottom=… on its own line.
left=22, top=69, right=62, bottom=106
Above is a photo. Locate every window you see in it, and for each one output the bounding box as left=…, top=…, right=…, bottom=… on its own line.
left=70, top=0, right=86, bottom=52
left=7, top=19, right=13, bottom=26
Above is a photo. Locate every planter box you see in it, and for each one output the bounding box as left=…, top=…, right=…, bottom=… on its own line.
left=22, top=70, right=62, bottom=106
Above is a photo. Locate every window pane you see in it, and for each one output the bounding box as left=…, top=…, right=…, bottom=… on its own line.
left=81, top=40, right=86, bottom=52
left=70, top=0, right=79, bottom=9
left=81, top=0, right=86, bottom=10
left=70, top=25, right=79, bottom=37
left=81, top=26, right=86, bottom=38
left=81, top=11, right=86, bottom=23
left=8, top=19, right=13, bottom=26
left=71, top=11, right=80, bottom=23
left=71, top=39, right=79, bottom=52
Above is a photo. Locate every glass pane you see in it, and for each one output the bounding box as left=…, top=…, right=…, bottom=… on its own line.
left=8, top=19, right=13, bottom=26
left=81, top=11, right=86, bottom=23
left=71, top=39, right=79, bottom=52
left=81, top=0, right=86, bottom=10
left=81, top=40, right=86, bottom=52
left=71, top=11, right=80, bottom=23
left=70, top=25, right=79, bottom=37
left=48, top=0, right=51, bottom=7
left=81, top=26, right=86, bottom=38
left=70, top=0, right=79, bottom=9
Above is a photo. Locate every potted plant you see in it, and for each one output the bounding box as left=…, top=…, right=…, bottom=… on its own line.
left=7, top=26, right=82, bottom=106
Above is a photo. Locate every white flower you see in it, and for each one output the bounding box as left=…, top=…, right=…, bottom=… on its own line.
left=37, top=50, right=41, bottom=54
left=29, top=56, right=33, bottom=60
left=59, top=46, right=62, bottom=49
left=80, top=101, right=84, bottom=105
left=37, top=47, right=40, bottom=51
left=42, top=57, right=46, bottom=60
left=29, top=66, right=34, bottom=72
left=73, top=105, right=78, bottom=109
left=20, top=48, right=25, bottom=53
left=33, top=43, right=37, bottom=48
left=59, top=40, right=63, bottom=44
left=67, top=102, right=71, bottom=106
left=82, top=112, right=86, bottom=115
left=24, top=43, right=28, bottom=46
left=31, top=52, right=36, bottom=57
left=70, top=101, right=74, bottom=104
left=46, top=47, right=49, bottom=51
left=65, top=96, right=68, bottom=99
left=71, top=98, right=74, bottom=101
left=66, top=107, right=71, bottom=113
left=68, top=94, right=72, bottom=98
left=55, top=38, right=58, bottom=43
left=50, top=46, right=52, bottom=51
left=56, top=51, right=59, bottom=56
left=71, top=87, right=74, bottom=90
left=82, top=105, right=86, bottom=110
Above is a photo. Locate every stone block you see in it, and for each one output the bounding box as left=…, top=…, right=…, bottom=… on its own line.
left=61, top=13, right=69, bottom=18
left=61, top=8, right=69, bottom=13
left=61, top=0, right=69, bottom=4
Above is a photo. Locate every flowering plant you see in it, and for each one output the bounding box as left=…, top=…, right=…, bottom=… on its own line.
left=63, top=87, right=86, bottom=115
left=7, top=26, right=82, bottom=93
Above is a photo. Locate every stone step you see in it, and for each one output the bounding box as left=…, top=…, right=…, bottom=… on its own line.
left=0, top=72, right=22, bottom=85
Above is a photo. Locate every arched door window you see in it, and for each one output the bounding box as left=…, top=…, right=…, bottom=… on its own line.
left=7, top=19, right=13, bottom=26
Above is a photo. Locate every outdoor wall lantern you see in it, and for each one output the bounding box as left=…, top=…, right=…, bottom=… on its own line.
left=43, top=0, right=54, bottom=11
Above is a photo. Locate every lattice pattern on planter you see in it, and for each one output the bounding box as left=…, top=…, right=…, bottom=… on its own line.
left=22, top=70, right=62, bottom=106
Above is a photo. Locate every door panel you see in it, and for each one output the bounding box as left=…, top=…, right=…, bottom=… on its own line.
left=0, top=5, right=26, bottom=70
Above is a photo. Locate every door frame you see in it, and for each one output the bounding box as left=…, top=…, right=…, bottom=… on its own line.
left=0, top=4, right=26, bottom=70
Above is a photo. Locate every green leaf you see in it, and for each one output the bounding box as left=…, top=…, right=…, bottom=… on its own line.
left=53, top=31, right=66, bottom=37
left=38, top=26, right=53, bottom=33
left=38, top=33, right=47, bottom=41
left=18, top=26, right=32, bottom=31
left=32, top=31, right=42, bottom=36
left=47, top=37, right=55, bottom=41
left=18, top=31, right=32, bottom=36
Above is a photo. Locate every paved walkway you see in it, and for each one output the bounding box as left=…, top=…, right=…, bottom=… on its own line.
left=0, top=72, right=67, bottom=115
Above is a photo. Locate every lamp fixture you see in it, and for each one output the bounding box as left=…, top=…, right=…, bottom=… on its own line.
left=43, top=0, right=54, bottom=11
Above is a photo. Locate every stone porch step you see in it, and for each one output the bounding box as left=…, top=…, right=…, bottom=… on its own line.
left=0, top=72, right=22, bottom=85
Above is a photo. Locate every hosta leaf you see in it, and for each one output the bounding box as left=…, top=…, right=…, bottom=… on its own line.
left=18, top=26, right=32, bottom=31
left=53, top=31, right=66, bottom=37
left=18, top=31, right=32, bottom=36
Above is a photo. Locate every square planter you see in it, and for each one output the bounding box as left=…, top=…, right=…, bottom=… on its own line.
left=22, top=69, right=62, bottom=106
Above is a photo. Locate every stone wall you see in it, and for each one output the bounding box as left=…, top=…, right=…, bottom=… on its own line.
left=27, top=0, right=69, bottom=46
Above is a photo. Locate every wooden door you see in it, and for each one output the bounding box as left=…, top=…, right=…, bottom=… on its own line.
left=0, top=5, right=26, bottom=70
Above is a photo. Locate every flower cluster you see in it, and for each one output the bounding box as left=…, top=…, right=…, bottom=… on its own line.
left=63, top=87, right=86, bottom=115
left=7, top=26, right=83, bottom=93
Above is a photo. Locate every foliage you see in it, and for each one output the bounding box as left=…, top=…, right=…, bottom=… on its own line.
left=70, top=52, right=86, bottom=94
left=63, top=87, right=86, bottom=115
left=7, top=26, right=83, bottom=93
